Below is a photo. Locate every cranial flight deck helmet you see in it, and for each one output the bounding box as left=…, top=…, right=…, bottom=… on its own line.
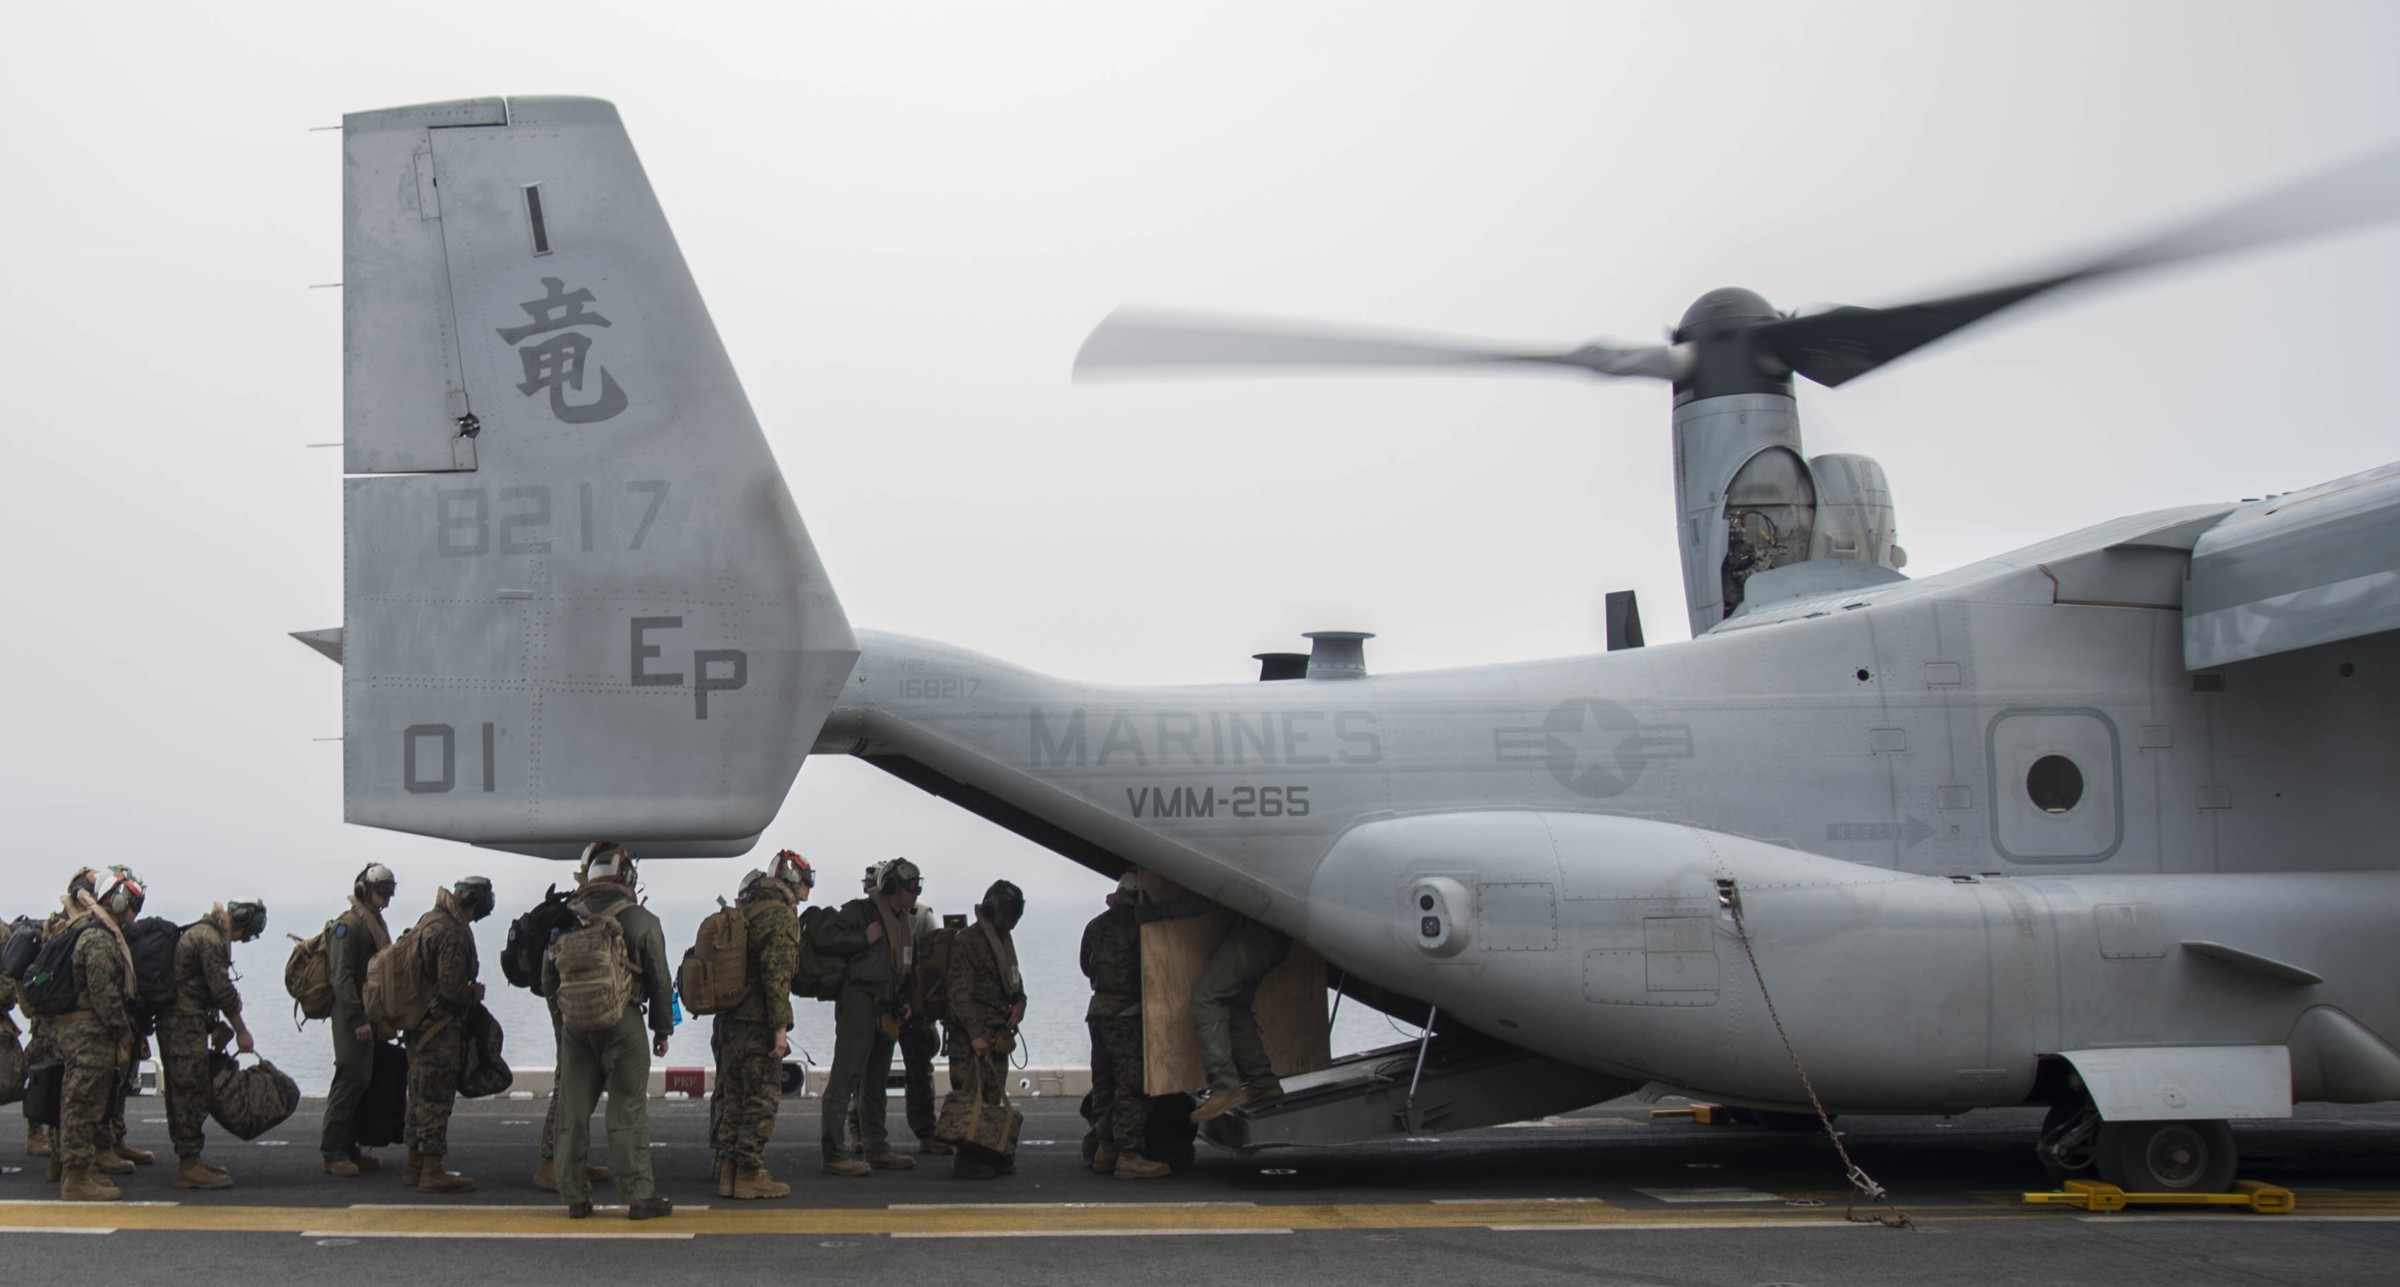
left=877, top=858, right=923, bottom=898
left=770, top=849, right=815, bottom=893
left=354, top=864, right=397, bottom=902
left=227, top=900, right=268, bottom=940
left=979, top=880, right=1025, bottom=931
left=98, top=865, right=145, bottom=918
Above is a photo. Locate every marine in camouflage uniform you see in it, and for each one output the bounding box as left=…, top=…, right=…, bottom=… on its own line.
left=56, top=884, right=139, bottom=1201
left=320, top=868, right=394, bottom=1174
left=1081, top=875, right=1167, bottom=1178
left=713, top=862, right=803, bottom=1198
left=160, top=904, right=260, bottom=1189
left=945, top=882, right=1027, bottom=1180
left=403, top=880, right=490, bottom=1193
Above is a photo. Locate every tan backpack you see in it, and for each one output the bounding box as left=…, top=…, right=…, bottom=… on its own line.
left=284, top=923, right=335, bottom=1021
left=676, top=902, right=749, bottom=1017
left=362, top=927, right=434, bottom=1037
left=551, top=902, right=636, bottom=1032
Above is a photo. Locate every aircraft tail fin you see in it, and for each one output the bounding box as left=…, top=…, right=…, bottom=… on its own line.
left=339, top=97, right=856, bottom=856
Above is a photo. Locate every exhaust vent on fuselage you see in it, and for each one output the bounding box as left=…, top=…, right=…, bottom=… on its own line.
left=1304, top=631, right=1373, bottom=680
left=1253, top=652, right=1308, bottom=681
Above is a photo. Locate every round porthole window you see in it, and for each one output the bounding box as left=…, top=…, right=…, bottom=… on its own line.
left=2026, top=755, right=2084, bottom=814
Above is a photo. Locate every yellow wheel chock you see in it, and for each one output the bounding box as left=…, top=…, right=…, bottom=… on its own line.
left=1650, top=1103, right=1731, bottom=1125
left=2023, top=1179, right=2294, bottom=1214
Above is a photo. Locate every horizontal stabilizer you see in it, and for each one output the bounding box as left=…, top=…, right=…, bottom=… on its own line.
left=2184, top=461, right=2400, bottom=668
left=291, top=628, right=344, bottom=665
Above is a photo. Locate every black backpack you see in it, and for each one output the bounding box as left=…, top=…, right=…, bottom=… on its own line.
left=501, top=885, right=577, bottom=992
left=21, top=923, right=95, bottom=1016
left=125, top=918, right=185, bottom=1032
left=1, top=916, right=42, bottom=980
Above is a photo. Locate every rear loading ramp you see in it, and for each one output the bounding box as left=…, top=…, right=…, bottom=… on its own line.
left=1201, top=1030, right=1635, bottom=1152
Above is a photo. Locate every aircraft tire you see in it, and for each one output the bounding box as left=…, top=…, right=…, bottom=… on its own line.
left=2093, top=1118, right=2237, bottom=1193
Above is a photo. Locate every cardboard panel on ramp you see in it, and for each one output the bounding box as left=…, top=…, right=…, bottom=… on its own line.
left=1139, top=873, right=1330, bottom=1095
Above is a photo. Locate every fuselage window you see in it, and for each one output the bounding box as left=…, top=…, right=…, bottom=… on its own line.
left=2026, top=755, right=2084, bottom=814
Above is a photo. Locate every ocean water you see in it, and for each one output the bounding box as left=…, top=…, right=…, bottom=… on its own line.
left=234, top=898, right=1416, bottom=1094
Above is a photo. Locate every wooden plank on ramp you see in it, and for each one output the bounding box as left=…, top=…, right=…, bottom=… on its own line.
left=1139, top=872, right=1330, bottom=1095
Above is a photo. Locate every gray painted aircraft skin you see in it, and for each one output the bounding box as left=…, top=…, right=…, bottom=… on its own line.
left=318, top=95, right=2400, bottom=1189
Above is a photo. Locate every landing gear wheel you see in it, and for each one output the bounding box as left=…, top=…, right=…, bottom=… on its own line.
left=2036, top=1101, right=2100, bottom=1183
left=2093, top=1119, right=2237, bottom=1192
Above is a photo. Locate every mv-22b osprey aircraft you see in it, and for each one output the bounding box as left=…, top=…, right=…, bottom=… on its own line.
left=308, top=96, right=2398, bottom=1198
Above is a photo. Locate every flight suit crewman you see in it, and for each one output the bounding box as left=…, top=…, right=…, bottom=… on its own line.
left=845, top=873, right=943, bottom=1156
left=713, top=851, right=809, bottom=1199
left=1083, top=873, right=1169, bottom=1178
left=160, top=900, right=264, bottom=1189
left=55, top=867, right=144, bottom=1202
left=946, top=880, right=1027, bottom=1181
left=544, top=844, right=675, bottom=1220
left=1141, top=892, right=1291, bottom=1121
left=321, top=864, right=394, bottom=1176
left=817, top=857, right=922, bottom=1176
left=402, top=876, right=493, bottom=1194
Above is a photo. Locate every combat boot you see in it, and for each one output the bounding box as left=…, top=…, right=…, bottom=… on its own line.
left=732, top=1166, right=791, bottom=1199
left=822, top=1157, right=871, bottom=1177
left=113, top=1140, right=157, bottom=1165
left=26, top=1124, right=50, bottom=1157
left=350, top=1150, right=382, bottom=1172
left=1114, top=1153, right=1171, bottom=1180
left=417, top=1162, right=476, bottom=1194
left=45, top=1153, right=63, bottom=1183
left=865, top=1149, right=916, bottom=1170
left=322, top=1154, right=361, bottom=1177
left=1092, top=1142, right=1119, bottom=1174
left=61, top=1164, right=122, bottom=1202
left=175, top=1156, right=233, bottom=1190
left=533, top=1159, right=558, bottom=1193
left=1189, top=1084, right=1264, bottom=1123
left=400, top=1149, right=423, bottom=1186
left=95, top=1150, right=135, bottom=1175
left=714, top=1157, right=733, bottom=1198
left=921, top=1138, right=955, bottom=1155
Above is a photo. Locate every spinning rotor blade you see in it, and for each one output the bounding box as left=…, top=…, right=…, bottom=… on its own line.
left=1760, top=140, right=2400, bottom=387
left=1074, top=308, right=1682, bottom=381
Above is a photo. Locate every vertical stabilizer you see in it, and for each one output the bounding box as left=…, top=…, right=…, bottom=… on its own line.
left=340, top=96, right=856, bottom=855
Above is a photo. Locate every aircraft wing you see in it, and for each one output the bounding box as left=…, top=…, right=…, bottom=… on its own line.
left=2184, top=461, right=2400, bottom=669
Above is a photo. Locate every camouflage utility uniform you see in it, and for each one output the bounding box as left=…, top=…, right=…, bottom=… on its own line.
left=161, top=916, right=241, bottom=1160
left=543, top=881, right=674, bottom=1208
left=1081, top=899, right=1146, bottom=1158
left=405, top=890, right=480, bottom=1162
left=945, top=915, right=1025, bottom=1173
left=713, top=881, right=800, bottom=1175
left=319, top=900, right=389, bottom=1163
left=55, top=920, right=133, bottom=1173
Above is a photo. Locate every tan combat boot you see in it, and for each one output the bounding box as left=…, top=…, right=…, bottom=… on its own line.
left=95, top=1150, right=135, bottom=1176
left=1092, top=1142, right=1119, bottom=1174
left=532, top=1158, right=559, bottom=1193
left=417, top=1161, right=476, bottom=1194
left=732, top=1166, right=791, bottom=1199
left=822, top=1157, right=871, bottom=1177
left=1115, top=1153, right=1171, bottom=1180
left=399, top=1149, right=423, bottom=1186
left=45, top=1153, right=63, bottom=1183
left=323, top=1154, right=362, bottom=1177
left=351, top=1151, right=382, bottom=1172
left=175, top=1156, right=233, bottom=1190
left=60, top=1164, right=122, bottom=1202
left=865, top=1150, right=916, bottom=1170
left=26, top=1124, right=50, bottom=1157
left=113, top=1140, right=157, bottom=1165
left=714, top=1157, right=733, bottom=1198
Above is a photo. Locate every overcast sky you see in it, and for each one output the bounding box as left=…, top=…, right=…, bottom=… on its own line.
left=2, top=1, right=2395, bottom=927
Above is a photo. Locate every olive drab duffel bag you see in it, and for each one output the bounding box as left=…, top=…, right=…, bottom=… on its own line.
left=207, top=1051, right=301, bottom=1141
left=934, top=1051, right=1023, bottom=1159
left=459, top=1002, right=513, bottom=1099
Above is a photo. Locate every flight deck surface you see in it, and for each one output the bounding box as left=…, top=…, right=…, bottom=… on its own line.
left=4, top=1097, right=2396, bottom=1284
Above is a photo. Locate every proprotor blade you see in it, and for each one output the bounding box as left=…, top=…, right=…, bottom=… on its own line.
left=1759, top=138, right=2400, bottom=387
left=1074, top=307, right=1682, bottom=381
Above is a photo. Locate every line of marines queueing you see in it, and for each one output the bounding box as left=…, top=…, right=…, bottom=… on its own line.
left=4, top=849, right=1298, bottom=1219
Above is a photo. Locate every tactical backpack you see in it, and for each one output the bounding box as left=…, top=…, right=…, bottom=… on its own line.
left=676, top=901, right=750, bottom=1017
left=1, top=916, right=42, bottom=980
left=550, top=902, right=636, bottom=1032
left=20, top=922, right=95, bottom=1016
left=362, top=926, right=435, bottom=1037
left=914, top=924, right=960, bottom=1023
left=501, top=886, right=577, bottom=993
left=283, top=923, right=334, bottom=1021
left=125, top=917, right=184, bottom=1034
left=790, top=904, right=845, bottom=1002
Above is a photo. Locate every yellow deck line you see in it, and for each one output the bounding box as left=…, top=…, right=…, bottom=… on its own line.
left=2, top=1192, right=2396, bottom=1238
